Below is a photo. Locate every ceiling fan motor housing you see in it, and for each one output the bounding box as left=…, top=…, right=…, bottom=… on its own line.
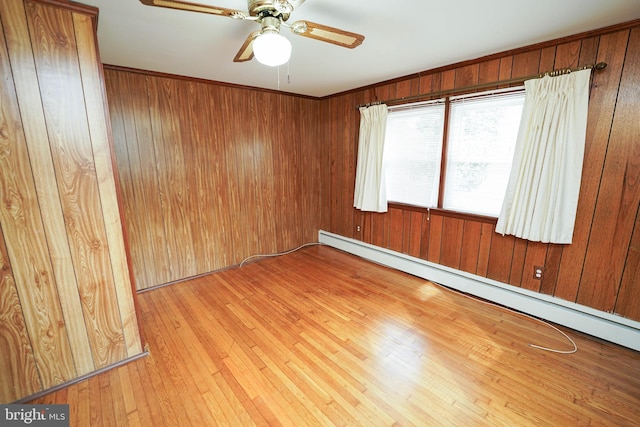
left=248, top=0, right=292, bottom=21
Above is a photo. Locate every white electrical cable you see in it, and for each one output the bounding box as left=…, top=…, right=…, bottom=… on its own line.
left=238, top=242, right=577, bottom=354
left=239, top=242, right=321, bottom=267
left=432, top=281, right=577, bottom=354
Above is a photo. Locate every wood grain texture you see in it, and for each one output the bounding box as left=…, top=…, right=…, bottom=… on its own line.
left=616, top=206, right=640, bottom=318
left=105, top=69, right=324, bottom=290
left=0, top=0, right=142, bottom=402
left=577, top=27, right=640, bottom=312
left=554, top=30, right=630, bottom=302
left=0, top=226, right=41, bottom=402
left=0, top=0, right=94, bottom=375
left=30, top=246, right=640, bottom=426
left=0, top=5, right=76, bottom=387
left=72, top=12, right=141, bottom=358
left=27, top=0, right=125, bottom=367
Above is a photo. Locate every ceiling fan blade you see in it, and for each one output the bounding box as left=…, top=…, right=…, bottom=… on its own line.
left=290, top=20, right=364, bottom=49
left=233, top=31, right=261, bottom=62
left=139, top=0, right=243, bottom=18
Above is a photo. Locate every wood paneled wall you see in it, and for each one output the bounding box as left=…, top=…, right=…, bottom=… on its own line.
left=104, top=20, right=639, bottom=323
left=321, top=21, right=640, bottom=322
left=103, top=69, right=325, bottom=290
left=0, top=0, right=142, bottom=403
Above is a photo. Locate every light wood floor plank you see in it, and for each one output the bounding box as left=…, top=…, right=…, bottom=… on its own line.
left=30, top=245, right=640, bottom=426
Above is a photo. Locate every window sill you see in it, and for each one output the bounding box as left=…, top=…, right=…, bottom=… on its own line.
left=387, top=202, right=498, bottom=224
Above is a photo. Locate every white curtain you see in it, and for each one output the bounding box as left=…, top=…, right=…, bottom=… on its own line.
left=496, top=69, right=591, bottom=244
left=354, top=104, right=388, bottom=212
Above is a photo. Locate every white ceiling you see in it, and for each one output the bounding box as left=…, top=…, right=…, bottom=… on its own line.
left=83, top=0, right=640, bottom=97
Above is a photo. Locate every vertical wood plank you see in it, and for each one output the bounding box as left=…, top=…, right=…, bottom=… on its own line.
left=146, top=77, right=191, bottom=280
left=440, top=217, right=463, bottom=269
left=478, top=58, right=500, bottom=85
left=509, top=239, right=527, bottom=288
left=73, top=12, right=141, bottom=358
left=330, top=96, right=342, bottom=235
left=181, top=82, right=211, bottom=272
left=498, top=56, right=513, bottom=82
left=476, top=223, right=494, bottom=277
left=554, top=30, right=630, bottom=302
left=487, top=234, right=515, bottom=283
left=203, top=82, right=231, bottom=264
left=388, top=207, right=404, bottom=252
left=401, top=211, right=412, bottom=254
left=215, top=86, right=243, bottom=265
left=459, top=221, right=482, bottom=274
left=577, top=27, right=640, bottom=312
left=0, top=3, right=76, bottom=387
left=511, top=50, right=541, bottom=78
left=419, top=213, right=431, bottom=260
left=408, top=211, right=423, bottom=258
left=105, top=70, right=146, bottom=288
left=427, top=214, right=443, bottom=264
left=27, top=1, right=126, bottom=367
left=615, top=206, right=640, bottom=318
left=553, top=40, right=581, bottom=69
left=538, top=46, right=556, bottom=72
left=0, top=226, right=42, bottom=402
left=1, top=0, right=93, bottom=374
left=455, top=63, right=479, bottom=88
left=577, top=37, right=599, bottom=68
left=133, top=74, right=172, bottom=283
left=540, top=245, right=563, bottom=295
left=343, top=94, right=356, bottom=239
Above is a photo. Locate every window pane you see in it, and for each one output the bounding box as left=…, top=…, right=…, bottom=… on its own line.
left=383, top=102, right=445, bottom=208
left=444, top=91, right=524, bottom=216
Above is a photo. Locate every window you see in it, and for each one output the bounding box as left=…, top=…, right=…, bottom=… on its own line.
left=383, top=100, right=445, bottom=208
left=383, top=88, right=525, bottom=217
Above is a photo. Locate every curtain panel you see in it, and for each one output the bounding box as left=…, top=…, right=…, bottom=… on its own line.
left=496, top=69, right=592, bottom=244
left=354, top=104, right=389, bottom=212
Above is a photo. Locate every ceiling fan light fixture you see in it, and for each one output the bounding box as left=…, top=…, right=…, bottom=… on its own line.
left=253, top=31, right=291, bottom=67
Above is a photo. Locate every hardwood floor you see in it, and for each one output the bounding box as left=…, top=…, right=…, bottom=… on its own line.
left=31, top=245, right=640, bottom=426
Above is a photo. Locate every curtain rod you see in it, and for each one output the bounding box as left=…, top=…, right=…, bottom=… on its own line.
left=357, top=62, right=607, bottom=109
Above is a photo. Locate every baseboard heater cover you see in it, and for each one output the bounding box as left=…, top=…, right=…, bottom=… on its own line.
left=318, top=230, right=640, bottom=352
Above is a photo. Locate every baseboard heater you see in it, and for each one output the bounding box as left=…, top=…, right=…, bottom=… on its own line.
left=318, top=230, right=640, bottom=352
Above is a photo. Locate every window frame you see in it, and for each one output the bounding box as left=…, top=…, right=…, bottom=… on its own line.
left=384, top=86, right=526, bottom=223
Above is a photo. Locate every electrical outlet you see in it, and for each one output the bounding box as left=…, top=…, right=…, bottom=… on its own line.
left=533, top=266, right=544, bottom=280
left=356, top=225, right=361, bottom=232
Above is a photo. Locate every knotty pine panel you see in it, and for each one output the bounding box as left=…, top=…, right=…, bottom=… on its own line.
left=104, top=69, right=324, bottom=290
left=322, top=20, right=640, bottom=321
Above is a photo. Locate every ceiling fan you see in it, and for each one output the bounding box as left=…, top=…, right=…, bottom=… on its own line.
left=139, top=0, right=365, bottom=66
